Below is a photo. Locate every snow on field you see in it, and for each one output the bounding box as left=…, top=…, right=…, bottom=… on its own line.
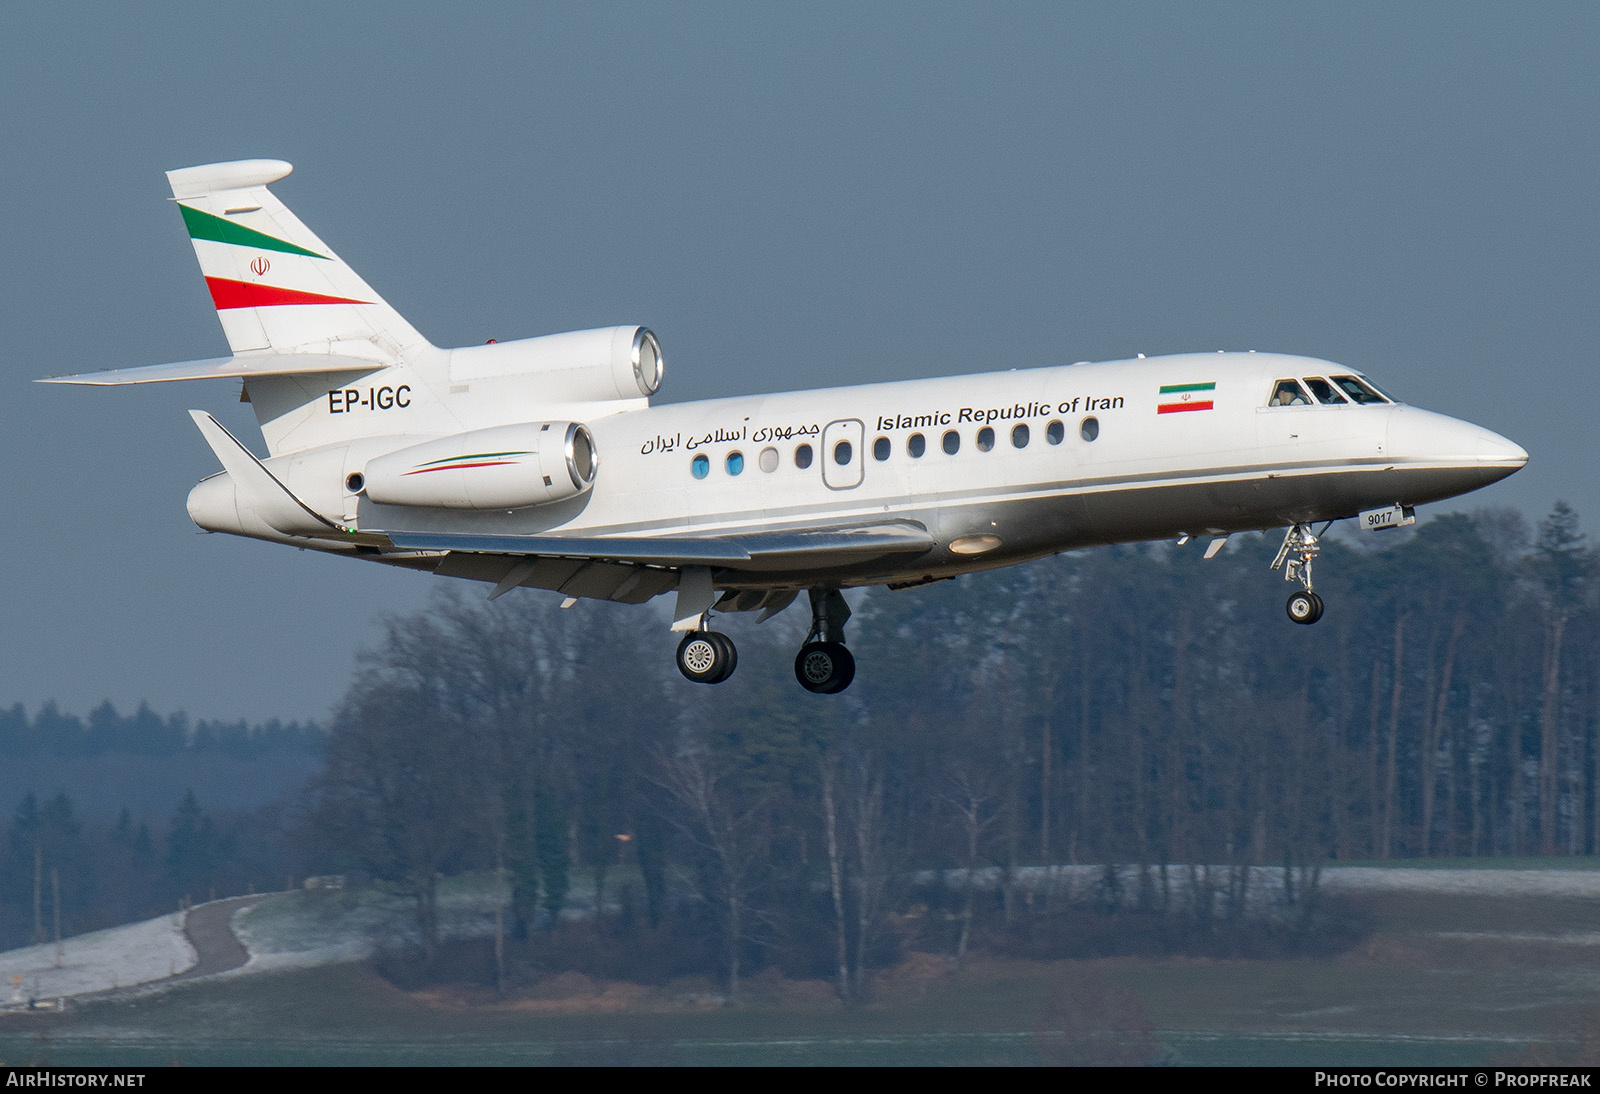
left=9, top=865, right=1600, bottom=1003
left=0, top=911, right=194, bottom=1003
left=918, top=864, right=1600, bottom=913
left=1319, top=868, right=1600, bottom=898
left=232, top=882, right=509, bottom=973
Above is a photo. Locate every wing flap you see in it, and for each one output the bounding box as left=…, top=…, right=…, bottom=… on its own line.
left=382, top=520, right=936, bottom=571
left=37, top=351, right=387, bottom=386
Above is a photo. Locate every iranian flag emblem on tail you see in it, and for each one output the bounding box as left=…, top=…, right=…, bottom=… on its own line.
left=1157, top=382, right=1215, bottom=414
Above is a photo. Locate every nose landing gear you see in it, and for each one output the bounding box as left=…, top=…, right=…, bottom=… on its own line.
left=795, top=588, right=855, bottom=693
left=1286, top=589, right=1324, bottom=625
left=1272, top=522, right=1330, bottom=625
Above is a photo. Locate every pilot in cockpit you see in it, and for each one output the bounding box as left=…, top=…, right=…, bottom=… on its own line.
left=1271, top=379, right=1310, bottom=406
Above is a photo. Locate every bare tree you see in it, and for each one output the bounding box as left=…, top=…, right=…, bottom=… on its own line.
left=658, top=744, right=767, bottom=1005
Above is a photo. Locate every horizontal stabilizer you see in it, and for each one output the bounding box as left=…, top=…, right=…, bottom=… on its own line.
left=383, top=521, right=936, bottom=571
left=38, top=352, right=387, bottom=387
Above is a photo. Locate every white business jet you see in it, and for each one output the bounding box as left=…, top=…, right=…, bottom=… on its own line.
left=42, top=160, right=1527, bottom=693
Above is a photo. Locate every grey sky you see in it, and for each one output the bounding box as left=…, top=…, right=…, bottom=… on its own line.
left=1, top=3, right=1591, bottom=722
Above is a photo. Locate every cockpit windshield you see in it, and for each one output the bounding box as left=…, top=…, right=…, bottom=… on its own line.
left=1268, top=374, right=1393, bottom=407
left=1303, top=377, right=1348, bottom=405
left=1330, top=375, right=1390, bottom=404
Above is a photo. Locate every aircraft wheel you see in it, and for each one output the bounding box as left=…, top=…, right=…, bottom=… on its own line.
left=795, top=641, right=855, bottom=694
left=707, top=631, right=738, bottom=682
left=678, top=631, right=736, bottom=684
left=1286, top=590, right=1324, bottom=625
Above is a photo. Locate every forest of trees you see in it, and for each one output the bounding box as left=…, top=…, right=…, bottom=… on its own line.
left=0, top=710, right=320, bottom=949
left=4, top=503, right=1599, bottom=995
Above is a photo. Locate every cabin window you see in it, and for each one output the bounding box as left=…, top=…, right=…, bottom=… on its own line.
left=758, top=447, right=779, bottom=472
left=1046, top=420, right=1065, bottom=445
left=1080, top=416, right=1099, bottom=442
left=942, top=430, right=961, bottom=455
left=691, top=454, right=710, bottom=479
left=908, top=433, right=926, bottom=458
left=834, top=439, right=853, bottom=466
left=1011, top=423, right=1030, bottom=448
left=1303, top=377, right=1348, bottom=405
left=726, top=451, right=744, bottom=475
left=873, top=436, right=891, bottom=461
left=1270, top=379, right=1311, bottom=406
left=1330, top=375, right=1390, bottom=404
left=795, top=443, right=814, bottom=469
left=976, top=426, right=995, bottom=452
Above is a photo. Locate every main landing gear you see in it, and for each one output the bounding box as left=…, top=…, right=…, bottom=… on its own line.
left=671, top=586, right=856, bottom=693
left=1271, top=522, right=1329, bottom=625
left=676, top=629, right=738, bottom=684
left=795, top=588, right=855, bottom=694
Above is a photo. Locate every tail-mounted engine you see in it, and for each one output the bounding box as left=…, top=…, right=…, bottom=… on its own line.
left=447, top=325, right=663, bottom=403
left=361, top=421, right=597, bottom=510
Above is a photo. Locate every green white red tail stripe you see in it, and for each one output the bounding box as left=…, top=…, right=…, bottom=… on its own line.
left=182, top=203, right=373, bottom=309
left=1157, top=381, right=1215, bottom=414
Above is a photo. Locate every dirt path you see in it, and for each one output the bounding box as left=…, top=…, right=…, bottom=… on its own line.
left=172, top=895, right=265, bottom=981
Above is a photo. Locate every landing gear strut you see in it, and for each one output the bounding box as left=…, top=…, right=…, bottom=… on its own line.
left=1271, top=522, right=1329, bottom=625
left=795, top=588, right=855, bottom=693
left=677, top=629, right=738, bottom=684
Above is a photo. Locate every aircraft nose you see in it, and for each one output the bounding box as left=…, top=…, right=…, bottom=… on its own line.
left=1476, top=427, right=1528, bottom=467
left=1385, top=407, right=1527, bottom=497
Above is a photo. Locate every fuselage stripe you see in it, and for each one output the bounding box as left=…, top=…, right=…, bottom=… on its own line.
left=403, top=460, right=520, bottom=475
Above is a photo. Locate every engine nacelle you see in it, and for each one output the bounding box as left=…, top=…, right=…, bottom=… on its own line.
left=361, top=422, right=597, bottom=510
left=447, top=325, right=663, bottom=402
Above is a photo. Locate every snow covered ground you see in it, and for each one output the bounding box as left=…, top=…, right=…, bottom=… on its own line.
left=8, top=865, right=1600, bottom=1003
left=230, top=882, right=507, bottom=974
left=0, top=911, right=194, bottom=1005
left=919, top=863, right=1600, bottom=917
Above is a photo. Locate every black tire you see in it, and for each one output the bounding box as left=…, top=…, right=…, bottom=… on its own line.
left=707, top=631, right=738, bottom=683
left=1286, top=591, right=1321, bottom=625
left=795, top=641, right=856, bottom=693
left=677, top=631, right=733, bottom=683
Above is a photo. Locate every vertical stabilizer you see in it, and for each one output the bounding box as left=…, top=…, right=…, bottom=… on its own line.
left=166, top=160, right=432, bottom=360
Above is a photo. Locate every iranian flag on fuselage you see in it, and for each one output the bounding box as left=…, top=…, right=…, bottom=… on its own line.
left=1157, top=382, right=1215, bottom=414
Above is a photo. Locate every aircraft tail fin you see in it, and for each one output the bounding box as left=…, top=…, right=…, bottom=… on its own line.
left=166, top=160, right=432, bottom=359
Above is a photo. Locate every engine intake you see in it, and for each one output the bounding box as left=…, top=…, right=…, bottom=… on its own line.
left=363, top=422, right=596, bottom=510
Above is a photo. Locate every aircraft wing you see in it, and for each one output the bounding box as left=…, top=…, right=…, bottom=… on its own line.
left=37, top=352, right=385, bottom=386
left=383, top=521, right=937, bottom=571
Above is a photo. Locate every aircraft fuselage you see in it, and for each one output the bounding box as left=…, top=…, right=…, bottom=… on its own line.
left=339, top=350, right=1523, bottom=592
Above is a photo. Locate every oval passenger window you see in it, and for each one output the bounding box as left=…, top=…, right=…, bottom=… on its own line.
left=834, top=440, right=853, bottom=465
left=795, top=444, right=813, bottom=469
